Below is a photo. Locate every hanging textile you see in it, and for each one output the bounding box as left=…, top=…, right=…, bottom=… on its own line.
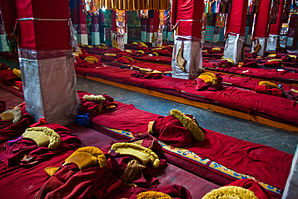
left=97, top=0, right=169, bottom=10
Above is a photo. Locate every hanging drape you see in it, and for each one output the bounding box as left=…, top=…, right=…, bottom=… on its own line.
left=97, top=0, right=169, bottom=10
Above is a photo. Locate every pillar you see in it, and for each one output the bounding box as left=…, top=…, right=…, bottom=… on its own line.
left=91, top=15, right=100, bottom=45
left=251, top=0, right=271, bottom=56
left=171, top=0, right=204, bottom=79
left=266, top=0, right=284, bottom=51
left=1, top=0, right=79, bottom=125
left=0, top=11, right=9, bottom=52
left=223, top=0, right=248, bottom=64
left=72, top=0, right=88, bottom=45
left=111, top=10, right=127, bottom=50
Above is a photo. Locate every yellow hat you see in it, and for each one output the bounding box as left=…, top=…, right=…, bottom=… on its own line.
left=202, top=186, right=258, bottom=199
left=111, top=142, right=160, bottom=168
left=198, top=72, right=218, bottom=86
left=64, top=146, right=107, bottom=170
left=258, top=81, right=281, bottom=90
left=0, top=106, right=22, bottom=123
left=170, top=109, right=205, bottom=142
left=137, top=191, right=172, bottom=199
left=22, top=127, right=61, bottom=149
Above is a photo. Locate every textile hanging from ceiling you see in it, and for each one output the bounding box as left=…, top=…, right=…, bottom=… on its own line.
left=96, top=0, right=169, bottom=10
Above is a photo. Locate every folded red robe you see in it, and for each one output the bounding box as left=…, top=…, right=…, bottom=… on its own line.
left=0, top=100, right=5, bottom=113
left=78, top=91, right=118, bottom=117
left=0, top=123, right=81, bottom=170
left=0, top=108, right=34, bottom=144
left=228, top=179, right=271, bottom=199
left=255, top=85, right=284, bottom=97
left=152, top=115, right=194, bottom=147
left=35, top=157, right=123, bottom=199
left=194, top=77, right=224, bottom=91
left=0, top=69, right=18, bottom=86
left=132, top=71, right=163, bottom=79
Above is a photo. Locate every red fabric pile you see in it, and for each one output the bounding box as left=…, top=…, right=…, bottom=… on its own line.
left=255, top=85, right=284, bottom=97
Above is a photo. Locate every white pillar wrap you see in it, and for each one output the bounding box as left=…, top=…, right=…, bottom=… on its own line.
left=266, top=34, right=279, bottom=52
left=282, top=146, right=298, bottom=199
left=172, top=35, right=203, bottom=79
left=19, top=51, right=79, bottom=125
left=91, top=32, right=100, bottom=45
left=251, top=37, right=267, bottom=57
left=78, top=34, right=88, bottom=45
left=0, top=34, right=9, bottom=52
left=224, top=34, right=245, bottom=64
left=141, top=31, right=146, bottom=42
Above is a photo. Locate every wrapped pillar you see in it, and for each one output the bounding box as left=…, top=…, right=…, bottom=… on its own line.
left=171, top=0, right=204, bottom=79
left=1, top=0, right=79, bottom=125
left=111, top=10, right=127, bottom=50
left=140, top=10, right=148, bottom=42
left=76, top=0, right=88, bottom=45
left=0, top=11, right=9, bottom=52
left=251, top=0, right=271, bottom=56
left=224, top=0, right=248, bottom=64
left=266, top=0, right=284, bottom=51
left=91, top=15, right=100, bottom=45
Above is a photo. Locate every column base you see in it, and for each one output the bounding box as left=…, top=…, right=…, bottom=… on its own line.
left=224, top=34, right=245, bottom=64
left=251, top=37, right=267, bottom=57
left=19, top=52, right=79, bottom=125
left=172, top=35, right=203, bottom=80
left=91, top=32, right=100, bottom=45
left=266, top=34, right=279, bottom=52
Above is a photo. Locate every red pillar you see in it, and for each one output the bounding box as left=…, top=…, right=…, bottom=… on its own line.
left=251, top=0, right=272, bottom=56
left=1, top=0, right=79, bottom=125
left=224, top=0, right=249, bottom=64
left=267, top=0, right=284, bottom=51
left=171, top=0, right=204, bottom=79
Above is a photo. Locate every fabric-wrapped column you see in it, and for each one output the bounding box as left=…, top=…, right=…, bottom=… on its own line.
left=251, top=0, right=271, bottom=56
left=266, top=0, right=284, bottom=51
left=224, top=0, right=248, bottom=64
left=72, top=0, right=88, bottom=45
left=171, top=0, right=204, bottom=79
left=0, top=11, right=9, bottom=52
left=91, top=15, right=100, bottom=45
left=111, top=10, right=127, bottom=50
left=1, top=0, right=79, bottom=125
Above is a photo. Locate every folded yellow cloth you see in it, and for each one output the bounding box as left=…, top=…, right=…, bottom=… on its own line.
left=83, top=94, right=106, bottom=102
left=64, top=146, right=107, bottom=170
left=202, top=186, right=258, bottom=199
left=22, top=127, right=61, bottom=149
left=13, top=68, right=21, bottom=78
left=44, top=167, right=59, bottom=176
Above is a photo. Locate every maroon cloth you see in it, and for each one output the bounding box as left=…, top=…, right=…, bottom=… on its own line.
left=152, top=115, right=194, bottom=147
left=0, top=69, right=18, bottom=86
left=255, top=85, right=284, bottom=97
left=117, top=56, right=135, bottom=65
left=228, top=179, right=271, bottom=199
left=0, top=100, right=5, bottom=113
left=34, top=159, right=122, bottom=199
left=128, top=185, right=192, bottom=199
left=77, top=91, right=118, bottom=117
left=0, top=150, right=74, bottom=199
left=263, top=61, right=281, bottom=68
left=194, top=75, right=224, bottom=91
left=215, top=60, right=234, bottom=68
left=0, top=108, right=34, bottom=144
left=0, top=123, right=81, bottom=169
left=132, top=72, right=163, bottom=79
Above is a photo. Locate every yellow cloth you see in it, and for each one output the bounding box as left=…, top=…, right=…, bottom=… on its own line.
left=0, top=106, right=22, bottom=123
left=13, top=68, right=21, bottom=78
left=64, top=146, right=107, bottom=170
left=84, top=56, right=98, bottom=64
left=83, top=94, right=106, bottom=102
left=198, top=72, right=218, bottom=85
left=44, top=167, right=59, bottom=176
left=202, top=186, right=258, bottom=199
left=137, top=191, right=172, bottom=199
left=258, top=81, right=281, bottom=90
left=22, top=127, right=61, bottom=149
left=111, top=142, right=160, bottom=168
